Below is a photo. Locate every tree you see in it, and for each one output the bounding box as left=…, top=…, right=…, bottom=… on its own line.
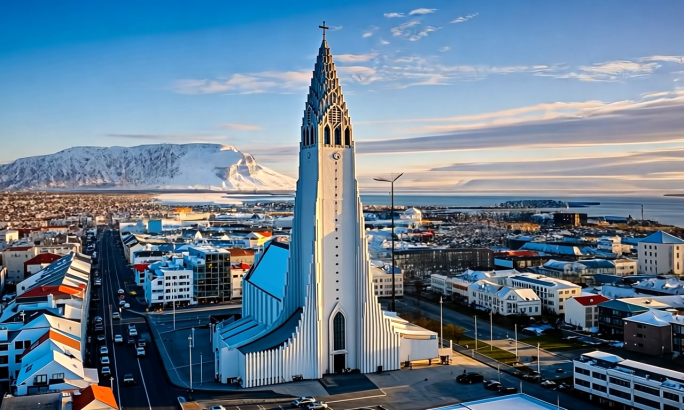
left=414, top=279, right=425, bottom=300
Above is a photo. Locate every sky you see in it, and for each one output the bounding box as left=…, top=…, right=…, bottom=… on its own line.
left=2, top=0, right=684, bottom=195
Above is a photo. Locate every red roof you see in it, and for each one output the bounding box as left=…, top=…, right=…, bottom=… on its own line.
left=134, top=263, right=151, bottom=272
left=495, top=250, right=539, bottom=257
left=19, top=285, right=83, bottom=299
left=226, top=248, right=256, bottom=256
left=24, top=253, right=62, bottom=273
left=572, top=295, right=610, bottom=306
left=73, top=385, right=119, bottom=410
left=232, top=263, right=251, bottom=270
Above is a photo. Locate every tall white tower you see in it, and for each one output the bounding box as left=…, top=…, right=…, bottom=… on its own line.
left=282, top=34, right=400, bottom=375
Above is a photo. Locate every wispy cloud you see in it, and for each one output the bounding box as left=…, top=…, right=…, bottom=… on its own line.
left=380, top=39, right=390, bottom=46
left=439, top=46, right=450, bottom=52
left=337, top=66, right=381, bottom=84
left=409, top=8, right=437, bottom=15
left=451, top=13, right=478, bottom=23
left=391, top=20, right=440, bottom=41
left=218, top=123, right=261, bottom=131
left=384, top=12, right=405, bottom=18
left=540, top=55, right=684, bottom=82
left=362, top=25, right=379, bottom=38
left=173, top=70, right=311, bottom=94
left=329, top=26, right=343, bottom=31
left=336, top=53, right=377, bottom=63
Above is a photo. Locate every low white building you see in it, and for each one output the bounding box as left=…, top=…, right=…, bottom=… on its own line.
left=564, top=294, right=609, bottom=330
left=614, top=258, right=638, bottom=276
left=468, top=280, right=541, bottom=316
left=1, top=246, right=36, bottom=282
left=0, top=229, right=19, bottom=246
left=573, top=350, right=684, bottom=410
left=431, top=269, right=520, bottom=301
left=638, top=231, right=684, bottom=275
left=143, top=259, right=194, bottom=308
left=371, top=266, right=404, bottom=298
left=506, top=273, right=581, bottom=315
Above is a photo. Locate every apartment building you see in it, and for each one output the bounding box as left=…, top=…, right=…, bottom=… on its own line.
left=143, top=259, right=194, bottom=308
left=430, top=269, right=519, bottom=301
left=184, top=245, right=232, bottom=303
left=506, top=273, right=581, bottom=315
left=371, top=266, right=404, bottom=298
left=564, top=295, right=610, bottom=331
left=2, top=246, right=36, bottom=282
left=638, top=231, right=684, bottom=275
left=574, top=350, right=684, bottom=410
left=468, top=279, right=541, bottom=316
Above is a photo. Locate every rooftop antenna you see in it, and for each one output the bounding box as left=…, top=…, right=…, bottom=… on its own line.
left=641, top=204, right=644, bottom=221
left=19, top=310, right=25, bottom=323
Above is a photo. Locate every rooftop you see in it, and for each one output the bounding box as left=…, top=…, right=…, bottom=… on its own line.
left=571, top=295, right=610, bottom=307
left=641, top=231, right=684, bottom=244
left=429, top=394, right=565, bottom=410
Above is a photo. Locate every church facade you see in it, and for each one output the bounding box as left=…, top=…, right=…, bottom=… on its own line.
left=213, top=34, right=438, bottom=388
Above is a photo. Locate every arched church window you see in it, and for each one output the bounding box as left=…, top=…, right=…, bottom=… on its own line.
left=334, top=127, right=341, bottom=145
left=312, top=128, right=316, bottom=144
left=333, top=312, right=345, bottom=351
left=344, top=127, right=350, bottom=146
left=324, top=126, right=331, bottom=145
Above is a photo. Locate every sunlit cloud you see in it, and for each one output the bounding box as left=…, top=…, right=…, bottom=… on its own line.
left=362, top=25, right=379, bottom=38
left=384, top=12, right=405, bottom=18
left=218, top=123, right=261, bottom=131
left=173, top=70, right=311, bottom=94
left=335, top=53, right=378, bottom=63
left=451, top=13, right=478, bottom=23
left=409, top=8, right=437, bottom=15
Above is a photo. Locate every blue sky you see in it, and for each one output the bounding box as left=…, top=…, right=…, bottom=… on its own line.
left=2, top=0, right=684, bottom=194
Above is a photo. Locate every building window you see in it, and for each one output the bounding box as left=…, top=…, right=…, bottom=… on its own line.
left=334, top=126, right=341, bottom=145
left=344, top=127, right=351, bottom=145
left=592, top=383, right=607, bottom=392
left=324, top=126, right=331, bottom=145
left=575, top=367, right=590, bottom=375
left=592, top=372, right=607, bottom=381
left=0, top=344, right=7, bottom=351
left=333, top=312, right=345, bottom=351
left=609, top=388, right=631, bottom=399
left=634, top=383, right=660, bottom=396
left=51, top=373, right=64, bottom=381
left=575, top=378, right=590, bottom=387
left=663, top=391, right=680, bottom=402
left=634, top=395, right=661, bottom=408
left=34, top=374, right=48, bottom=384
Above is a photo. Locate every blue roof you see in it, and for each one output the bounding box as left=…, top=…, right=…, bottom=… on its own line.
left=520, top=242, right=583, bottom=255
left=641, top=231, right=684, bottom=244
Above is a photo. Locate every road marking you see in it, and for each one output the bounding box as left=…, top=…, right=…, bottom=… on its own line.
left=103, top=234, right=122, bottom=409
left=136, top=357, right=153, bottom=410
left=327, top=393, right=387, bottom=404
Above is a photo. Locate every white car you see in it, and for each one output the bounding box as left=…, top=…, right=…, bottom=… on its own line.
left=210, top=406, right=227, bottom=410
left=118, top=289, right=125, bottom=294
left=119, top=300, right=126, bottom=306
left=114, top=334, right=123, bottom=343
left=292, top=397, right=316, bottom=407
left=136, top=347, right=145, bottom=357
left=94, top=279, right=102, bottom=286
left=101, top=366, right=111, bottom=377
left=100, top=346, right=108, bottom=355
left=306, top=402, right=329, bottom=410
left=129, top=328, right=138, bottom=337
left=123, top=303, right=131, bottom=309
left=100, top=356, right=110, bottom=365
left=112, top=312, right=120, bottom=320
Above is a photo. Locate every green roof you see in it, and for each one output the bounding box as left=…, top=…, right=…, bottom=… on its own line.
left=598, top=299, right=649, bottom=313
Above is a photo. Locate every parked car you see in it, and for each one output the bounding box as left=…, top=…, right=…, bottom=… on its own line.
left=123, top=303, right=130, bottom=309
left=114, top=335, right=123, bottom=343
left=292, top=397, right=316, bottom=407
left=498, top=387, right=518, bottom=395
left=112, top=312, right=120, bottom=320
left=522, top=371, right=541, bottom=382
left=457, top=372, right=484, bottom=384
left=93, top=316, right=103, bottom=324
left=97, top=334, right=106, bottom=343
left=484, top=380, right=502, bottom=391
left=101, top=366, right=111, bottom=377
left=306, top=402, right=329, bottom=409
left=119, top=300, right=126, bottom=307
left=540, top=380, right=557, bottom=389
left=136, top=347, right=145, bottom=357
left=129, top=328, right=138, bottom=337
left=556, top=383, right=574, bottom=392
left=118, top=289, right=125, bottom=295
left=123, top=374, right=135, bottom=386
left=94, top=279, right=102, bottom=286
left=101, top=356, right=110, bottom=365
left=100, top=346, right=109, bottom=355
left=210, top=406, right=226, bottom=410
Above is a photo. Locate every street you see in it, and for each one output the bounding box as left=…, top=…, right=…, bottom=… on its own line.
left=94, top=229, right=185, bottom=410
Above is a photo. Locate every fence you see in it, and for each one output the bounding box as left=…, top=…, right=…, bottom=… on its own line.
left=451, top=342, right=523, bottom=376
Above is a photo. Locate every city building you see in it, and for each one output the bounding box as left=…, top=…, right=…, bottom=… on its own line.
left=230, top=262, right=250, bottom=299
left=371, top=266, right=404, bottom=298
left=614, top=259, right=638, bottom=276
left=23, top=253, right=62, bottom=277
left=0, top=229, right=19, bottom=247
left=622, top=309, right=678, bottom=356
left=467, top=280, right=541, bottom=316
left=553, top=212, right=587, bottom=227
left=632, top=276, right=684, bottom=296
left=427, top=394, right=566, bottom=410
left=506, top=273, right=581, bottom=315
left=564, top=295, right=610, bottom=331
left=2, top=246, right=36, bottom=282
left=226, top=248, right=256, bottom=265
left=143, top=258, right=194, bottom=308
left=573, top=350, right=684, bottom=410
left=536, top=259, right=616, bottom=282
left=638, top=231, right=684, bottom=275
left=213, top=36, right=438, bottom=388
left=394, top=247, right=494, bottom=280
left=184, top=245, right=231, bottom=303
left=493, top=250, right=550, bottom=270
left=430, top=269, right=519, bottom=301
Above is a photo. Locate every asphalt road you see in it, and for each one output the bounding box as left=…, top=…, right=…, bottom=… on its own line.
left=94, top=228, right=185, bottom=410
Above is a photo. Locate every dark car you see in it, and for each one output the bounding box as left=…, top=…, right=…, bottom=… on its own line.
left=522, top=371, right=541, bottom=382
left=484, top=380, right=502, bottom=391
left=137, top=338, right=146, bottom=347
left=94, top=324, right=104, bottom=333
left=127, top=337, right=136, bottom=345
left=123, top=374, right=136, bottom=386
left=457, top=372, right=484, bottom=384
left=498, top=387, right=518, bottom=395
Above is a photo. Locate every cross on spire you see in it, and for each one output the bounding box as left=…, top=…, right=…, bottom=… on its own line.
left=319, top=21, right=329, bottom=40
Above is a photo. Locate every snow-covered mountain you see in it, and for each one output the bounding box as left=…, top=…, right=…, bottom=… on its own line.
left=0, top=143, right=296, bottom=191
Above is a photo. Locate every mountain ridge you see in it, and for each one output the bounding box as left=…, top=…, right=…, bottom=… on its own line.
left=0, top=143, right=296, bottom=191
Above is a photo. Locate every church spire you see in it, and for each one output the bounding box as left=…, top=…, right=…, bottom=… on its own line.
left=301, top=23, right=353, bottom=148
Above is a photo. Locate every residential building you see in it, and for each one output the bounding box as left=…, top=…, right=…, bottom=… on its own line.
left=131, top=249, right=166, bottom=265
left=597, top=295, right=684, bottom=339
left=468, top=280, right=541, bottom=316
left=394, top=247, right=494, bottom=279
left=614, top=259, right=637, bottom=276
left=506, top=273, right=581, bottom=315
left=2, top=246, right=36, bottom=282
left=536, top=259, right=616, bottom=283
left=35, top=243, right=81, bottom=256
left=371, top=266, right=404, bottom=298
left=24, top=253, right=62, bottom=277
left=143, top=259, right=193, bottom=308
left=0, top=392, right=64, bottom=410
left=184, top=245, right=231, bottom=303
left=72, top=385, right=119, bottom=410
left=623, top=309, right=677, bottom=356
left=553, top=212, right=587, bottom=227
left=638, top=231, right=684, bottom=275
left=573, top=350, right=684, bottom=410
left=493, top=251, right=550, bottom=270
left=564, top=295, right=610, bottom=331
left=230, top=263, right=250, bottom=299
left=226, top=248, right=256, bottom=265
left=0, top=229, right=19, bottom=247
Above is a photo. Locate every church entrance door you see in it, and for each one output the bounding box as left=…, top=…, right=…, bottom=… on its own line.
left=333, top=353, right=346, bottom=373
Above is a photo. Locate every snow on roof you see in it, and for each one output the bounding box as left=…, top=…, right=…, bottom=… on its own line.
left=624, top=309, right=673, bottom=326
left=429, top=394, right=566, bottom=410
left=581, top=350, right=624, bottom=363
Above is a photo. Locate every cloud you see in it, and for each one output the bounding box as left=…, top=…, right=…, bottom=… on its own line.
left=354, top=93, right=684, bottom=155
left=439, top=46, right=450, bottom=52
left=539, top=55, right=684, bottom=82
left=409, top=8, right=437, bottom=15
left=380, top=39, right=390, bottom=45
left=451, top=13, right=478, bottom=23
left=391, top=20, right=440, bottom=41
left=362, top=25, right=379, bottom=38
left=173, top=70, right=311, bottom=94
left=336, top=53, right=377, bottom=63
left=218, top=123, right=261, bottom=131
left=384, top=12, right=405, bottom=18
left=329, top=26, right=343, bottom=31
left=337, top=66, right=380, bottom=84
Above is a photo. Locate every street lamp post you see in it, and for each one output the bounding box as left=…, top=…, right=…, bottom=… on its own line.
left=537, top=342, right=541, bottom=376
left=200, top=352, right=203, bottom=385
left=490, top=310, right=493, bottom=352
left=373, top=173, right=404, bottom=312
left=188, top=335, right=193, bottom=392
left=514, top=324, right=518, bottom=360
left=474, top=315, right=478, bottom=351
left=439, top=296, right=443, bottom=348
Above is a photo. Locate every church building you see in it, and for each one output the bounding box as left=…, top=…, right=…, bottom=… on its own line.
left=213, top=29, right=438, bottom=388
